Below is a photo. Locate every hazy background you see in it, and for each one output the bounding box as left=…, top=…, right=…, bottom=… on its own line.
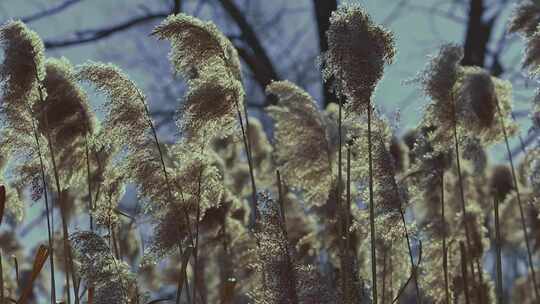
left=0, top=0, right=537, bottom=300
left=1, top=0, right=535, bottom=156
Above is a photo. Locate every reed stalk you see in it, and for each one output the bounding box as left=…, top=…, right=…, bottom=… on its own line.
left=495, top=101, right=539, bottom=300
left=367, top=104, right=377, bottom=304
left=493, top=196, right=503, bottom=304
left=459, top=241, right=470, bottom=304
left=441, top=172, right=450, bottom=304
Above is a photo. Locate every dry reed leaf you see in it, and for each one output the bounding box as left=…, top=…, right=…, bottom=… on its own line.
left=18, top=245, right=49, bottom=304
left=88, top=285, right=94, bottom=304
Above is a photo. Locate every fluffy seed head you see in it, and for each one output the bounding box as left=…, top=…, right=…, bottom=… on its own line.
left=523, top=32, right=540, bottom=75
left=0, top=20, right=45, bottom=107
left=152, top=13, right=242, bottom=81
left=417, top=44, right=463, bottom=127
left=508, top=0, right=540, bottom=37
left=153, top=14, right=245, bottom=143
left=267, top=81, right=332, bottom=207
left=490, top=165, right=514, bottom=201
left=77, top=62, right=148, bottom=148
left=321, top=4, right=395, bottom=113
left=70, top=231, right=135, bottom=304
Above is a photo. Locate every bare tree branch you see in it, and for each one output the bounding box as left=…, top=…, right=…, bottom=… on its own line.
left=461, top=0, right=497, bottom=68
left=173, top=0, right=181, bottom=14
left=44, top=13, right=168, bottom=49
left=20, top=0, right=83, bottom=23
left=218, top=0, right=280, bottom=102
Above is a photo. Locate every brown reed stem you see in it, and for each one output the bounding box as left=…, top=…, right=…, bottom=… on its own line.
left=234, top=99, right=258, bottom=225
left=382, top=249, right=387, bottom=304
left=12, top=256, right=18, bottom=288
left=367, top=104, right=378, bottom=304
left=27, top=105, right=56, bottom=303
left=441, top=172, right=450, bottom=304
left=30, top=58, right=77, bottom=304
left=459, top=241, right=470, bottom=304
left=0, top=250, right=4, bottom=304
left=452, top=105, right=477, bottom=284
left=176, top=243, right=193, bottom=304
left=346, top=146, right=352, bottom=254
left=337, top=90, right=349, bottom=302
left=84, top=136, right=94, bottom=231
left=495, top=101, right=539, bottom=300
left=43, top=107, right=77, bottom=304
left=399, top=208, right=421, bottom=304
left=276, top=170, right=286, bottom=228
left=192, top=167, right=204, bottom=304
left=493, top=196, right=503, bottom=304
left=136, top=90, right=196, bottom=304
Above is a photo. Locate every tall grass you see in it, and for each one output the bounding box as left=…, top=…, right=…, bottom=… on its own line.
left=0, top=3, right=540, bottom=304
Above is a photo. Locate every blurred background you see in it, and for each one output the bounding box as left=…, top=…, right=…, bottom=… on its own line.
left=0, top=0, right=538, bottom=301
left=1, top=0, right=535, bottom=159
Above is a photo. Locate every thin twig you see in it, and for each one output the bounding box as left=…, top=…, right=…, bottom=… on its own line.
left=496, top=101, right=540, bottom=300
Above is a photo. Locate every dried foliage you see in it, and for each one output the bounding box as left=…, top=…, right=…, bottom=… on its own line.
left=267, top=81, right=332, bottom=206
left=321, top=4, right=395, bottom=113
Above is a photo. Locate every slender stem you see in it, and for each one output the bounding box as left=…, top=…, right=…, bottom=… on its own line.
left=493, top=196, right=503, bottom=304
left=495, top=102, right=539, bottom=300
left=452, top=111, right=476, bottom=283
left=0, top=250, right=4, bottom=304
left=234, top=99, right=258, bottom=225
left=176, top=241, right=193, bottom=304
left=337, top=90, right=349, bottom=302
left=382, top=249, right=387, bottom=304
left=276, top=170, right=286, bottom=229
left=399, top=209, right=420, bottom=304
left=12, top=255, right=21, bottom=288
left=137, top=91, right=196, bottom=304
left=275, top=171, right=298, bottom=304
left=192, top=167, right=204, bottom=304
left=441, top=172, right=450, bottom=304
left=30, top=58, right=77, bottom=304
left=367, top=104, right=377, bottom=304
left=111, top=224, right=120, bottom=260
left=84, top=136, right=94, bottom=231
left=27, top=105, right=56, bottom=303
left=460, top=241, right=470, bottom=304
left=43, top=114, right=75, bottom=304
left=139, top=92, right=194, bottom=245
left=346, top=146, right=351, bottom=253
left=346, top=145, right=353, bottom=302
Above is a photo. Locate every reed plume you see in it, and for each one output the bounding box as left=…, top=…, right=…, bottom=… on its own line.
left=267, top=81, right=332, bottom=206
left=152, top=13, right=243, bottom=142
left=70, top=231, right=135, bottom=304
